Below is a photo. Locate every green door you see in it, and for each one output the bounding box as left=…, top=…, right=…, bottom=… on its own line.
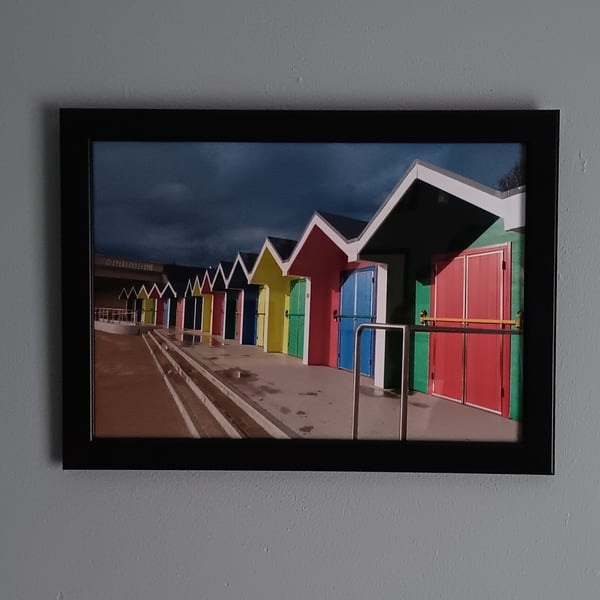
left=287, top=278, right=306, bottom=358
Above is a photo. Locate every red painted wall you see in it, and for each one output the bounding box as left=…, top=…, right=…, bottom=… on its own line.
left=176, top=299, right=185, bottom=329
left=155, top=299, right=165, bottom=325
left=212, top=292, right=225, bottom=336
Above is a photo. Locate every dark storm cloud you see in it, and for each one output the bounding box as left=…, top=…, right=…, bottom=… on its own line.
left=93, top=141, right=522, bottom=267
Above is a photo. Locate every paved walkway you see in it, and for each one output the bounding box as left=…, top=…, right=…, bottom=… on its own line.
left=158, top=328, right=520, bottom=442
left=94, top=330, right=192, bottom=437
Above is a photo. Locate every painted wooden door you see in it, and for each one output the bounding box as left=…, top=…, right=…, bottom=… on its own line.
left=338, top=267, right=376, bottom=376
left=256, top=286, right=267, bottom=347
left=169, top=299, right=178, bottom=327
left=212, top=292, right=225, bottom=336
left=242, top=288, right=258, bottom=344
left=225, top=292, right=237, bottom=339
left=142, top=298, right=155, bottom=324
left=161, top=299, right=169, bottom=326
left=287, top=278, right=306, bottom=358
left=430, top=246, right=510, bottom=415
left=193, top=297, right=203, bottom=329
left=184, top=297, right=195, bottom=329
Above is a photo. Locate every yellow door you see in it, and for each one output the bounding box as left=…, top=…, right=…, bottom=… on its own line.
left=256, top=286, right=267, bottom=347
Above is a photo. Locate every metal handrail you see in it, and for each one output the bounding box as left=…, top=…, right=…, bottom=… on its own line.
left=419, top=309, right=523, bottom=329
left=352, top=323, right=523, bottom=441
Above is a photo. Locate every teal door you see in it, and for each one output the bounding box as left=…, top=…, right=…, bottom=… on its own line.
left=287, top=279, right=306, bottom=358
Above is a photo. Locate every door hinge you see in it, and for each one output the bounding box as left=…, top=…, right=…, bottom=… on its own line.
left=431, top=372, right=435, bottom=380
left=500, top=387, right=505, bottom=397
left=502, top=260, right=506, bottom=270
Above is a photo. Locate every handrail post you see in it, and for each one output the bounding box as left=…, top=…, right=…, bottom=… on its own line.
left=351, top=324, right=363, bottom=439
left=351, top=322, right=522, bottom=441
left=352, top=322, right=410, bottom=441
left=400, top=324, right=410, bottom=441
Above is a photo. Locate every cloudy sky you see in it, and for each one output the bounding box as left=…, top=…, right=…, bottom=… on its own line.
left=92, top=142, right=522, bottom=268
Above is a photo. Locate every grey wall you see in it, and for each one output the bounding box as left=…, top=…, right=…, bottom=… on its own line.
left=1, top=1, right=595, bottom=598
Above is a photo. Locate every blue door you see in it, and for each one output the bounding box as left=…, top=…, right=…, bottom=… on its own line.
left=242, top=287, right=258, bottom=345
left=162, top=299, right=170, bottom=326
left=338, top=267, right=376, bottom=376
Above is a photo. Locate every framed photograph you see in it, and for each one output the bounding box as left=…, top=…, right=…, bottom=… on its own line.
left=61, top=108, right=558, bottom=473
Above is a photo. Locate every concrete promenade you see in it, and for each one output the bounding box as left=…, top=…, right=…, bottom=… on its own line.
left=157, top=328, right=520, bottom=442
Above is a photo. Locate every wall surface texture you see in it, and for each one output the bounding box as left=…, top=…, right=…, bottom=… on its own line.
left=1, top=1, right=597, bottom=598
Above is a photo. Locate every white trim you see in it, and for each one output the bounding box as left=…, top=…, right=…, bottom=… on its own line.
left=302, top=278, right=311, bottom=365
left=225, top=253, right=253, bottom=288
left=248, top=238, right=290, bottom=283
left=373, top=265, right=387, bottom=388
left=238, top=289, right=244, bottom=342
left=284, top=213, right=353, bottom=275
left=199, top=270, right=214, bottom=293
left=352, top=160, right=525, bottom=261
left=160, top=280, right=177, bottom=299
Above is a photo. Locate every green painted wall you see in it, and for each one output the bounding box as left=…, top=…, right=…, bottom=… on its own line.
left=466, top=220, right=524, bottom=420
left=409, top=218, right=524, bottom=419
left=411, top=280, right=430, bottom=392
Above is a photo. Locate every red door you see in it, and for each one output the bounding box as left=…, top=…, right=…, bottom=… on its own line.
left=430, top=256, right=466, bottom=403
left=211, top=292, right=225, bottom=336
left=429, top=245, right=510, bottom=416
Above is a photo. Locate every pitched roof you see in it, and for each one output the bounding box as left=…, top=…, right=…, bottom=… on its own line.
left=352, top=159, right=525, bottom=260
left=266, top=237, right=297, bottom=261
left=315, top=211, right=368, bottom=240
left=239, top=252, right=258, bottom=272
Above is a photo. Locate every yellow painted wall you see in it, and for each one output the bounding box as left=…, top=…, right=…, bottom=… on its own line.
left=250, top=249, right=293, bottom=353
left=142, top=298, right=155, bottom=324
left=256, top=286, right=266, bottom=346
left=192, top=278, right=202, bottom=296
left=201, top=294, right=213, bottom=333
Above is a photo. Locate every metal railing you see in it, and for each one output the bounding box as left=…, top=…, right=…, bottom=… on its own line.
left=94, top=307, right=137, bottom=323
left=352, top=322, right=523, bottom=440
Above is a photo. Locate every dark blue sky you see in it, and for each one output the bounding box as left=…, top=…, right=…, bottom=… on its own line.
left=93, top=142, right=523, bottom=268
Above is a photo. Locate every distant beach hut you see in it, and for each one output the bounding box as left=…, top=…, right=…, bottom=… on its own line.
left=226, top=252, right=260, bottom=344
left=248, top=237, right=298, bottom=354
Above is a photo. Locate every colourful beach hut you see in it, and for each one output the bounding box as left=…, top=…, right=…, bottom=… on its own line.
left=353, top=160, right=525, bottom=419
left=225, top=252, right=260, bottom=344
left=197, top=270, right=215, bottom=334
left=181, top=277, right=204, bottom=330
left=117, top=287, right=135, bottom=321
left=211, top=262, right=234, bottom=338
left=136, top=284, right=156, bottom=325
left=162, top=264, right=209, bottom=331
left=248, top=237, right=298, bottom=354
left=148, top=283, right=165, bottom=326
left=157, top=281, right=178, bottom=327
left=285, top=212, right=377, bottom=374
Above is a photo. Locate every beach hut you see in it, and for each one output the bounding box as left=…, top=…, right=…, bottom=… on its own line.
left=210, top=262, right=234, bottom=338
left=353, top=160, right=525, bottom=419
left=248, top=237, right=297, bottom=354
left=136, top=284, right=156, bottom=325
left=285, top=212, right=378, bottom=374
left=163, top=265, right=208, bottom=331
left=225, top=252, right=260, bottom=344
left=157, top=281, right=177, bottom=327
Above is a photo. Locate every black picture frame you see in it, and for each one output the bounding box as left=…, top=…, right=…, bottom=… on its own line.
left=61, top=108, right=558, bottom=473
